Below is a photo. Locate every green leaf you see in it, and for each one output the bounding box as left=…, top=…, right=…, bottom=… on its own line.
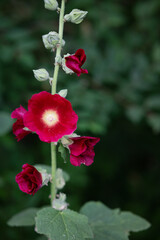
left=0, top=112, right=13, bottom=136
left=35, top=207, right=93, bottom=240
left=58, top=143, right=70, bottom=163
left=7, top=208, right=39, bottom=227
left=80, top=201, right=150, bottom=240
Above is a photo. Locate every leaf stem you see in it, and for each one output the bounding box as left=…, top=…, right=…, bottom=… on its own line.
left=50, top=0, right=66, bottom=205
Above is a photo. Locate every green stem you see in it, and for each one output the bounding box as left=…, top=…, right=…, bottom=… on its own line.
left=51, top=143, right=56, bottom=204
left=50, top=0, right=65, bottom=205
left=52, top=0, right=65, bottom=94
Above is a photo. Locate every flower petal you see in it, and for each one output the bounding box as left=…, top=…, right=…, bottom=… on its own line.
left=24, top=92, right=78, bottom=143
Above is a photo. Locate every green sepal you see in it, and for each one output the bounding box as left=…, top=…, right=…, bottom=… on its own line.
left=58, top=143, right=70, bottom=163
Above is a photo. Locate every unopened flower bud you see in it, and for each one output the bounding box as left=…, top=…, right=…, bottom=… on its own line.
left=58, top=89, right=68, bottom=98
left=33, top=69, right=49, bottom=81
left=42, top=31, right=65, bottom=51
left=56, top=168, right=65, bottom=189
left=44, top=0, right=58, bottom=11
left=64, top=9, right=88, bottom=24
left=52, top=193, right=68, bottom=210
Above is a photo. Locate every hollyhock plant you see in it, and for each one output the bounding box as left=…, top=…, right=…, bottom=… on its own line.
left=62, top=49, right=88, bottom=76
left=11, top=105, right=31, bottom=141
left=69, top=136, right=100, bottom=166
left=23, top=91, right=78, bottom=143
left=15, top=164, right=42, bottom=195
left=8, top=1, right=150, bottom=239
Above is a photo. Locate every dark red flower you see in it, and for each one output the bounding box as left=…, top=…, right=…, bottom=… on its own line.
left=11, top=105, right=31, bottom=141
left=23, top=91, right=78, bottom=143
left=69, top=136, right=100, bottom=166
left=15, top=164, right=42, bottom=195
left=65, top=49, right=88, bottom=76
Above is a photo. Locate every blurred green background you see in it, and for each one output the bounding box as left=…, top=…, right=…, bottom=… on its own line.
left=1, top=0, right=160, bottom=239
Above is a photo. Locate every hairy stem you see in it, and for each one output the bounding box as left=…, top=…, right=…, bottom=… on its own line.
left=51, top=0, right=65, bottom=205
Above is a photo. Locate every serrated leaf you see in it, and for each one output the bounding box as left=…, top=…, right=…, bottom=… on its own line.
left=35, top=207, right=93, bottom=240
left=80, top=201, right=150, bottom=240
left=58, top=143, right=70, bottom=163
left=7, top=208, right=39, bottom=227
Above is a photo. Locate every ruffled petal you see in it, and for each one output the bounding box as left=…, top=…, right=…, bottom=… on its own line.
left=23, top=92, right=78, bottom=143
left=69, top=136, right=100, bottom=166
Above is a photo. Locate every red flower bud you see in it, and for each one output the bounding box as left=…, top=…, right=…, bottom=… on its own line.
left=64, top=49, right=88, bottom=76
left=69, top=136, right=100, bottom=166
left=15, top=164, right=42, bottom=195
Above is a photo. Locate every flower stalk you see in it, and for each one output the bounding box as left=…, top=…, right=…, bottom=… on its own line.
left=52, top=0, right=65, bottom=94
left=51, top=0, right=66, bottom=205
left=51, top=143, right=56, bottom=204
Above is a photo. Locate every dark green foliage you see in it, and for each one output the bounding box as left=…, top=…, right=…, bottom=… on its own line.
left=0, top=0, right=160, bottom=239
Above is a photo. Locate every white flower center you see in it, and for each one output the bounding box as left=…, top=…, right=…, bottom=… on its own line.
left=42, top=110, right=59, bottom=126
